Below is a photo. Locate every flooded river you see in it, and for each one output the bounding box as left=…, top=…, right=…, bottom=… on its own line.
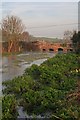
left=1, top=52, right=55, bottom=81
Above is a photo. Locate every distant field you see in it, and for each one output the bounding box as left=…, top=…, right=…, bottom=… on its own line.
left=29, top=36, right=64, bottom=43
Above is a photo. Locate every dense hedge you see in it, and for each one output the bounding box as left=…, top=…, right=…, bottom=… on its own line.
left=2, top=53, right=80, bottom=119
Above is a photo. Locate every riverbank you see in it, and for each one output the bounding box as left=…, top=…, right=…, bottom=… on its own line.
left=2, top=53, right=80, bottom=119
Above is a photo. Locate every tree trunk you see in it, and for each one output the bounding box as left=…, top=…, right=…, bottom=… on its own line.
left=14, top=41, right=19, bottom=52
left=8, top=39, right=20, bottom=53
left=8, top=40, right=14, bottom=53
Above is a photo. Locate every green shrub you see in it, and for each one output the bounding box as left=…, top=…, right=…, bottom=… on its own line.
left=2, top=95, right=18, bottom=120
left=2, top=53, right=80, bottom=119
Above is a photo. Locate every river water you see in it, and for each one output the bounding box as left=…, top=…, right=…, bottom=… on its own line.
left=1, top=52, right=55, bottom=81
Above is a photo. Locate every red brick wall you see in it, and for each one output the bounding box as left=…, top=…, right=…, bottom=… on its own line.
left=28, top=41, right=72, bottom=53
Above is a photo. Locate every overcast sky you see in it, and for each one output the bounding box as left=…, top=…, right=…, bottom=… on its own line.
left=1, top=2, right=78, bottom=38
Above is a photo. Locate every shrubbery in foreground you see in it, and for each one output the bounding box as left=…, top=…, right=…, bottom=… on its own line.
left=2, top=53, right=80, bottom=119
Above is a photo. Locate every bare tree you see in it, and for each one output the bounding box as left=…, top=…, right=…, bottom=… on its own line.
left=64, top=30, right=74, bottom=43
left=2, top=15, right=26, bottom=52
left=21, top=31, right=29, bottom=42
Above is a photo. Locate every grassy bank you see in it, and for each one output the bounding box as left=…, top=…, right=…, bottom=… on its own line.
left=2, top=53, right=80, bottom=119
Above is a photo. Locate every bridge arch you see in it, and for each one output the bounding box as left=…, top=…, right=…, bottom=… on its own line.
left=42, top=48, right=46, bottom=52
left=58, top=48, right=63, bottom=53
left=49, top=48, right=54, bottom=52
left=67, top=48, right=73, bottom=52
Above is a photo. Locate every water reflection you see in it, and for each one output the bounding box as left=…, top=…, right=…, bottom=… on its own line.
left=2, top=56, right=22, bottom=81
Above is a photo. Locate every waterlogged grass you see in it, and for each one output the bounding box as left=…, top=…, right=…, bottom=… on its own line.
left=8, top=52, right=54, bottom=66
left=2, top=53, right=80, bottom=119
left=17, top=52, right=53, bottom=63
left=2, top=52, right=53, bottom=69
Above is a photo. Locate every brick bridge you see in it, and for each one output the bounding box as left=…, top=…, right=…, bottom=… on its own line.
left=0, top=40, right=73, bottom=53
left=26, top=40, right=73, bottom=53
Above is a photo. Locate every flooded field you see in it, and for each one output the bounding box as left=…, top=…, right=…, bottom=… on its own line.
left=1, top=52, right=55, bottom=81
